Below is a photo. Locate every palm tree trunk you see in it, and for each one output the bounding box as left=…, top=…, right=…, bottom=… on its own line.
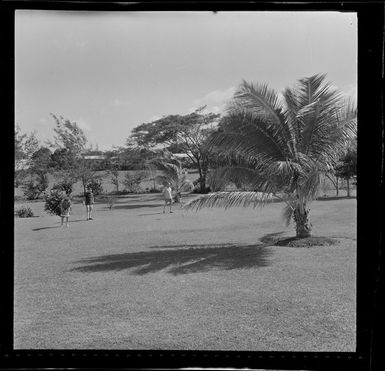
left=293, top=204, right=312, bottom=238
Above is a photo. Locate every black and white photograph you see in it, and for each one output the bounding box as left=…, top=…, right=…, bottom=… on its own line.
left=13, top=9, right=359, bottom=354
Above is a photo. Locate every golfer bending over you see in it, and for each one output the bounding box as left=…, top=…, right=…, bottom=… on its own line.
left=84, top=186, right=95, bottom=220
left=162, top=182, right=173, bottom=213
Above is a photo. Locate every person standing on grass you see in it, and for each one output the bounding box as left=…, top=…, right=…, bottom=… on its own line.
left=162, top=182, right=173, bottom=213
left=83, top=186, right=95, bottom=220
left=60, top=196, right=71, bottom=228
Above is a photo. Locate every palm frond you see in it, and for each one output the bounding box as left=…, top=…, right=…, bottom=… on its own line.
left=230, top=80, right=285, bottom=127
left=297, top=168, right=321, bottom=202
left=183, top=191, right=274, bottom=211
left=147, top=157, right=180, bottom=180
left=180, top=179, right=194, bottom=192
left=295, top=74, right=342, bottom=107
left=281, top=203, right=295, bottom=227
left=208, top=166, right=261, bottom=191
left=154, top=175, right=169, bottom=186
left=304, top=99, right=357, bottom=163
left=209, top=115, right=287, bottom=162
left=227, top=82, right=292, bottom=156
left=296, top=90, right=350, bottom=157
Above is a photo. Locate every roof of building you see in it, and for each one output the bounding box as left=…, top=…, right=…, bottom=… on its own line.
left=83, top=155, right=107, bottom=160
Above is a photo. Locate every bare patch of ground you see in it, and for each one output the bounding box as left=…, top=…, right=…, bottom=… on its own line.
left=260, top=232, right=340, bottom=247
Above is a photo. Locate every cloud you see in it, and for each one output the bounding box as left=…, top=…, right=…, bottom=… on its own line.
left=39, top=117, right=49, bottom=126
left=147, top=115, right=163, bottom=122
left=191, top=87, right=236, bottom=114
left=112, top=98, right=130, bottom=107
left=343, top=84, right=357, bottom=102
left=77, top=41, right=87, bottom=48
left=76, top=118, right=92, bottom=132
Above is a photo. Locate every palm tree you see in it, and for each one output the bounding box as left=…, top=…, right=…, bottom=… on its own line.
left=147, top=150, right=194, bottom=202
left=184, top=74, right=357, bottom=238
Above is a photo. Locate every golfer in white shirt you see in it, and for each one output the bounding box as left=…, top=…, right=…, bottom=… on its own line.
left=162, top=182, right=173, bottom=213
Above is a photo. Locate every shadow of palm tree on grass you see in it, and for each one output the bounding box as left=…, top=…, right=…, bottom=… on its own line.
left=259, top=232, right=286, bottom=245
left=259, top=231, right=339, bottom=247
left=70, top=243, right=272, bottom=275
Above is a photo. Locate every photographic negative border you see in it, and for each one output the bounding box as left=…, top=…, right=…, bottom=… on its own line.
left=1, top=1, right=384, bottom=370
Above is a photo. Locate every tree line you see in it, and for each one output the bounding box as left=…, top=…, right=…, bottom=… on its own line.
left=15, top=74, right=357, bottom=237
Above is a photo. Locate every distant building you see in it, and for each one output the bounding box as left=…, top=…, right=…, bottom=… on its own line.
left=83, top=154, right=107, bottom=167
left=173, top=153, right=190, bottom=159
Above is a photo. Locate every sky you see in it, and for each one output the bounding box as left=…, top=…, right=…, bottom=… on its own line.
left=15, top=10, right=357, bottom=151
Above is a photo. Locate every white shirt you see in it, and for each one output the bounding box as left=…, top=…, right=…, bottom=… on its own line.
left=163, top=186, right=172, bottom=200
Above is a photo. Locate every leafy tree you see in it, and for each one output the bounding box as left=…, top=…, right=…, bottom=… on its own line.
left=52, top=179, right=74, bottom=195
left=49, top=114, right=87, bottom=156
left=118, top=143, right=158, bottom=170
left=50, top=148, right=77, bottom=170
left=334, top=139, right=357, bottom=197
left=106, top=164, right=120, bottom=193
left=22, top=171, right=49, bottom=200
left=48, top=114, right=100, bottom=195
left=184, top=75, right=357, bottom=238
left=31, top=146, right=52, bottom=172
left=14, top=125, right=39, bottom=187
left=325, top=138, right=357, bottom=196
left=130, top=107, right=220, bottom=192
left=44, top=189, right=66, bottom=216
left=123, top=171, right=147, bottom=193
left=15, top=125, right=39, bottom=165
left=73, top=160, right=101, bottom=195
left=325, top=171, right=341, bottom=196
left=86, top=178, right=104, bottom=195
left=147, top=150, right=194, bottom=202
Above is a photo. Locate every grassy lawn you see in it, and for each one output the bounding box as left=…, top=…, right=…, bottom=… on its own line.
left=14, top=193, right=356, bottom=351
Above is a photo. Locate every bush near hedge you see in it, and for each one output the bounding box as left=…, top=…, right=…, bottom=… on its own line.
left=15, top=206, right=34, bottom=218
left=44, top=189, right=66, bottom=216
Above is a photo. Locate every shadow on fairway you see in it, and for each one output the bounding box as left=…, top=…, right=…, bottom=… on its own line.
left=70, top=243, right=272, bottom=275
left=32, top=219, right=86, bottom=231
left=316, top=196, right=356, bottom=201
left=111, top=203, right=163, bottom=210
left=259, top=231, right=286, bottom=245
left=32, top=226, right=61, bottom=231
left=138, top=212, right=164, bottom=216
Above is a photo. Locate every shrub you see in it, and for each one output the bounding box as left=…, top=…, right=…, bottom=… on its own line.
left=149, top=188, right=161, bottom=193
left=106, top=195, right=116, bottom=210
left=22, top=173, right=49, bottom=200
left=15, top=206, right=34, bottom=218
left=86, top=178, right=103, bottom=195
left=110, top=190, right=129, bottom=195
left=123, top=171, right=146, bottom=193
left=52, top=179, right=74, bottom=195
left=44, top=189, right=65, bottom=216
left=192, top=179, right=211, bottom=194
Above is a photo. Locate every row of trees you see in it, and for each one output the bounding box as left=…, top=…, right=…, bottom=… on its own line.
left=15, top=114, right=103, bottom=199
left=15, top=74, right=357, bottom=238
left=15, top=103, right=356, bottom=201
